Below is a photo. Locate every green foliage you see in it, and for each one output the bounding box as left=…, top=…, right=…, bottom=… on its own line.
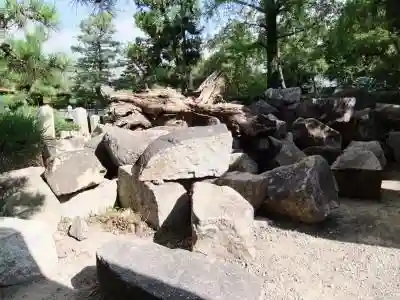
left=54, top=112, right=80, bottom=137
left=0, top=108, right=45, bottom=172
left=71, top=12, right=121, bottom=108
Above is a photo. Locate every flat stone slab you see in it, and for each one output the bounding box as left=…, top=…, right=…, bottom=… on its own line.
left=97, top=238, right=263, bottom=300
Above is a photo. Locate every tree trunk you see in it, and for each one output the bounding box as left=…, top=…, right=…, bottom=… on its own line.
left=266, top=0, right=279, bottom=88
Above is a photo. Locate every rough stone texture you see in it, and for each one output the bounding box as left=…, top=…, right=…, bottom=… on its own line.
left=128, top=167, right=189, bottom=230
left=42, top=136, right=86, bottom=162
left=89, top=115, right=100, bottom=133
left=262, top=155, right=338, bottom=223
left=214, top=171, right=268, bottom=209
left=117, top=165, right=135, bottom=209
left=266, top=113, right=287, bottom=139
left=72, top=107, right=89, bottom=136
left=191, top=182, right=255, bottom=260
left=37, top=105, right=55, bottom=138
left=387, top=131, right=400, bottom=162
left=265, top=87, right=301, bottom=108
left=137, top=124, right=233, bottom=181
left=0, top=167, right=61, bottom=232
left=269, top=134, right=306, bottom=167
left=96, top=238, right=263, bottom=300
left=0, top=217, right=58, bottom=286
left=292, top=117, right=342, bottom=150
left=228, top=152, right=258, bottom=173
left=61, top=179, right=117, bottom=219
left=100, top=126, right=170, bottom=175
left=331, top=149, right=382, bottom=200
left=68, top=216, right=88, bottom=241
left=59, top=130, right=81, bottom=139
left=248, top=99, right=279, bottom=115
left=44, top=149, right=106, bottom=196
left=346, top=140, right=386, bottom=168
left=303, top=146, right=342, bottom=165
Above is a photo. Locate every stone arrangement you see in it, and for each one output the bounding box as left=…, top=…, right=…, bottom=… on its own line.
left=2, top=86, right=400, bottom=298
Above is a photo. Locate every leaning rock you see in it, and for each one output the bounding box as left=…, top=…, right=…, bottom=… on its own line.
left=345, top=140, right=386, bottom=168
left=44, top=149, right=106, bottom=196
left=262, top=155, right=338, bottom=223
left=269, top=134, right=306, bottom=167
left=97, top=239, right=263, bottom=300
left=137, top=124, right=232, bottom=181
left=127, top=167, right=189, bottom=230
left=292, top=117, right=342, bottom=150
left=331, top=149, right=382, bottom=200
left=303, top=146, right=342, bottom=165
left=0, top=217, right=58, bottom=286
left=100, top=126, right=170, bottom=175
left=228, top=152, right=258, bottom=173
left=117, top=165, right=135, bottom=209
left=214, top=172, right=268, bottom=209
left=61, top=179, right=117, bottom=219
left=191, top=182, right=255, bottom=260
left=0, top=167, right=61, bottom=232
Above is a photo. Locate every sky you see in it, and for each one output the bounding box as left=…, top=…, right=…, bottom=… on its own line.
left=42, top=0, right=142, bottom=55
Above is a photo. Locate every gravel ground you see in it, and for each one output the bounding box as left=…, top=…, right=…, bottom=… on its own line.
left=2, top=173, right=400, bottom=300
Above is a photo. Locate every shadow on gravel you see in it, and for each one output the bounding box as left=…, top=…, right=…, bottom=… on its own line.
left=261, top=168, right=400, bottom=250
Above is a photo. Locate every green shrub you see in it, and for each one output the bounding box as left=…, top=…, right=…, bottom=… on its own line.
left=54, top=112, right=80, bottom=137
left=0, top=109, right=45, bottom=173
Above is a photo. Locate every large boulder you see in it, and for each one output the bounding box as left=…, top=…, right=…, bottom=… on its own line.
left=345, top=140, right=386, bottom=168
left=96, top=239, right=263, bottom=300
left=269, top=134, right=306, bottom=168
left=136, top=124, right=232, bottom=181
left=214, top=171, right=268, bottom=209
left=228, top=152, right=258, bottom=173
left=122, top=166, right=190, bottom=230
left=44, top=149, right=106, bottom=196
left=96, top=126, right=170, bottom=176
left=42, top=136, right=86, bottom=163
left=247, top=99, right=279, bottom=115
left=262, top=155, right=338, bottom=223
left=61, top=179, right=117, bottom=219
left=331, top=149, right=382, bottom=200
left=191, top=182, right=255, bottom=260
left=0, top=167, right=61, bottom=232
left=292, top=117, right=342, bottom=150
left=0, top=217, right=58, bottom=286
left=265, top=87, right=301, bottom=108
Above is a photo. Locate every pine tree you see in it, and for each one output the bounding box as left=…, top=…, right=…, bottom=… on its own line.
left=71, top=12, right=120, bottom=108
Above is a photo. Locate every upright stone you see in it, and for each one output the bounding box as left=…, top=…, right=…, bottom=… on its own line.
left=37, top=105, right=55, bottom=138
left=90, top=114, right=101, bottom=133
left=73, top=107, right=89, bottom=136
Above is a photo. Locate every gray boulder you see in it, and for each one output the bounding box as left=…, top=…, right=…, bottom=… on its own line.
left=137, top=124, right=232, bottom=181
left=387, top=131, right=400, bottom=162
left=0, top=167, right=61, bottom=232
left=191, top=182, right=255, bottom=260
left=228, top=152, right=258, bottom=173
left=42, top=136, right=86, bottom=163
left=346, top=140, right=386, bottom=168
left=96, top=238, right=263, bottom=300
left=44, top=149, right=106, bottom=196
left=262, top=155, right=338, bottom=223
left=269, top=133, right=306, bottom=167
left=0, top=217, right=58, bottom=286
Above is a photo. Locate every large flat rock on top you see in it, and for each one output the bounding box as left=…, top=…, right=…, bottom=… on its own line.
left=96, top=238, right=263, bottom=300
left=137, top=124, right=233, bottom=181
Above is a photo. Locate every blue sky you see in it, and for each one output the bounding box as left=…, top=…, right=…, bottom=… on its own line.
left=43, top=0, right=142, bottom=54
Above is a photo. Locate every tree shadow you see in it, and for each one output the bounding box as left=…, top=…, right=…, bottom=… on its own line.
left=259, top=169, right=400, bottom=249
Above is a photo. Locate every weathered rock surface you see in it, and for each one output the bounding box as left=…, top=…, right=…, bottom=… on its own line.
left=191, top=182, right=255, bottom=260
left=96, top=238, right=263, bottom=300
left=43, top=136, right=86, bottom=162
left=248, top=99, right=279, bottom=115
left=61, top=179, right=117, bottom=219
left=292, top=117, right=342, bottom=150
left=214, top=171, right=268, bottom=209
left=269, top=134, right=306, bottom=167
left=331, top=149, right=382, bottom=200
left=0, top=167, right=61, bottom=232
left=68, top=216, right=88, bottom=241
left=127, top=167, right=189, bottom=230
left=0, top=217, right=58, bottom=286
left=228, top=152, right=258, bottom=173
left=387, top=131, right=400, bottom=162
left=44, top=149, right=106, bottom=196
left=265, top=87, right=301, bottom=108
left=137, top=124, right=233, bottom=181
left=262, top=155, right=338, bottom=223
left=303, top=146, right=342, bottom=165
left=346, top=140, right=386, bottom=168
left=117, top=165, right=135, bottom=209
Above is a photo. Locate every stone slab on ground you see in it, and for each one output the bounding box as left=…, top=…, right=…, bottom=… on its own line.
left=0, top=217, right=58, bottom=286
left=96, top=238, right=263, bottom=300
